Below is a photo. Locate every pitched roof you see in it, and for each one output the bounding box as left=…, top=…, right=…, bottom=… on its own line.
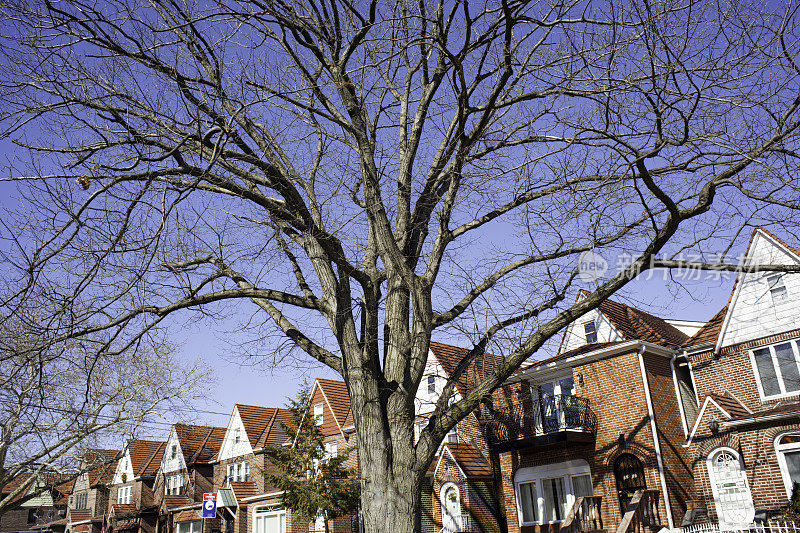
left=429, top=342, right=504, bottom=395
left=68, top=510, right=92, bottom=523
left=519, top=341, right=626, bottom=372
left=1, top=473, right=32, bottom=503
left=110, top=503, right=136, bottom=517
left=82, top=449, right=120, bottom=487
left=441, top=443, right=492, bottom=477
left=229, top=481, right=259, bottom=503
left=173, top=424, right=226, bottom=465
left=708, top=393, right=750, bottom=418
left=594, top=297, right=689, bottom=347
left=682, top=306, right=727, bottom=348
left=174, top=510, right=201, bottom=523
left=234, top=405, right=293, bottom=449
left=162, top=495, right=193, bottom=511
left=314, top=379, right=352, bottom=430
left=732, top=400, right=800, bottom=421
left=126, top=440, right=167, bottom=477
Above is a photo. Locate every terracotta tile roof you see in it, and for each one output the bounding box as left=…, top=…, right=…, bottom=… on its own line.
left=708, top=393, right=750, bottom=418
left=174, top=510, right=201, bottom=523
left=82, top=449, right=120, bottom=487
left=229, top=481, right=258, bottom=503
left=429, top=342, right=504, bottom=395
left=1, top=473, right=32, bottom=503
left=314, top=379, right=351, bottom=430
left=110, top=504, right=136, bottom=517
left=594, top=297, right=688, bottom=347
left=113, top=520, right=139, bottom=531
left=40, top=517, right=69, bottom=528
left=126, top=439, right=167, bottom=477
left=72, top=525, right=89, bottom=532
left=162, top=495, right=194, bottom=511
left=234, top=405, right=293, bottom=449
left=68, top=510, right=92, bottom=523
left=442, top=443, right=492, bottom=477
left=173, top=424, right=226, bottom=465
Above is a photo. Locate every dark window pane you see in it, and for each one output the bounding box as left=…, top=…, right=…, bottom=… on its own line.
left=754, top=348, right=781, bottom=396
left=775, top=343, right=800, bottom=393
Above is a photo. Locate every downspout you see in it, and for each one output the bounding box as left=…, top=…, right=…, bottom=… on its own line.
left=637, top=346, right=675, bottom=530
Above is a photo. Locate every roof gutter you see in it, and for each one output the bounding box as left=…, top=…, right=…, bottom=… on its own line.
left=721, top=409, right=800, bottom=429
left=637, top=345, right=675, bottom=530
left=241, top=491, right=284, bottom=503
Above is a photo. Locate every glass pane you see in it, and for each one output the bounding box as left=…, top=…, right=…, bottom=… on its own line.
left=540, top=382, right=556, bottom=396
left=559, top=377, right=575, bottom=397
left=542, top=477, right=566, bottom=522
left=572, top=474, right=593, bottom=497
left=754, top=348, right=782, bottom=396
left=775, top=343, right=800, bottom=393
left=784, top=450, right=800, bottom=486
left=519, top=482, right=537, bottom=523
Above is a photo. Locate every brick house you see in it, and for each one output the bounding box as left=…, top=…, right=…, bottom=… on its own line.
left=489, top=228, right=800, bottom=533
left=153, top=424, right=225, bottom=533
left=0, top=473, right=69, bottom=533
left=107, top=440, right=167, bottom=533
left=60, top=449, right=120, bottom=533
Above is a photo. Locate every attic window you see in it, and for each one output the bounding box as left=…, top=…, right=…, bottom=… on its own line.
left=584, top=321, right=598, bottom=344
left=314, top=403, right=324, bottom=425
left=233, top=428, right=241, bottom=444
left=170, top=445, right=177, bottom=459
left=767, top=273, right=788, bottom=302
left=427, top=375, right=436, bottom=394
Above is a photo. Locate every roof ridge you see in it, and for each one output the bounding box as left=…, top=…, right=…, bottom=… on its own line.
left=188, top=426, right=216, bottom=464
left=256, top=408, right=279, bottom=448
left=139, top=441, right=165, bottom=475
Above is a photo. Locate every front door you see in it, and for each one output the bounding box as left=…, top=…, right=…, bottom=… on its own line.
left=614, top=453, right=646, bottom=514
left=709, top=449, right=755, bottom=526
left=441, top=484, right=462, bottom=533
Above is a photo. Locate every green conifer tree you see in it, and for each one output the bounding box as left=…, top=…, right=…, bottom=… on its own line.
left=264, top=383, right=360, bottom=533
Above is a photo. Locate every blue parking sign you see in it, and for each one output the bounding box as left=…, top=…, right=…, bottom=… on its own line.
left=203, top=493, right=217, bottom=518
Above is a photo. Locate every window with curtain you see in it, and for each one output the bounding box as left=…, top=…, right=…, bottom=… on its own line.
left=542, top=477, right=567, bottom=522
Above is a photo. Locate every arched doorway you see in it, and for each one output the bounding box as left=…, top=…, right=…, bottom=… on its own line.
left=440, top=482, right=463, bottom=533
left=613, top=453, right=646, bottom=514
left=707, top=448, right=755, bottom=526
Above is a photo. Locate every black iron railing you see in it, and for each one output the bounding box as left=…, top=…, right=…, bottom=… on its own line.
left=483, top=394, right=597, bottom=445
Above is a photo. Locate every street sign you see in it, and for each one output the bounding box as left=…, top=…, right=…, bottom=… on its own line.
left=202, top=493, right=217, bottom=518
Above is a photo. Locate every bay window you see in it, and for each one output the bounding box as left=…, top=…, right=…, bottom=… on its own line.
left=514, top=459, right=593, bottom=527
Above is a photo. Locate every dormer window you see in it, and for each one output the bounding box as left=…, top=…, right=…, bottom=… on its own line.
left=583, top=321, right=598, bottom=343
left=767, top=273, right=788, bottom=302
left=314, top=403, right=324, bottom=425
left=427, top=375, right=436, bottom=394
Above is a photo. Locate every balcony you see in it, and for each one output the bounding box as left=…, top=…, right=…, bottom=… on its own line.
left=483, top=394, right=597, bottom=452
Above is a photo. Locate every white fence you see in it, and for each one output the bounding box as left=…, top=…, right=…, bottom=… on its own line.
left=683, top=521, right=799, bottom=533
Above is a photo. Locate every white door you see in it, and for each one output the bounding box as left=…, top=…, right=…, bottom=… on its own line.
left=708, top=449, right=755, bottom=526
left=441, top=483, right=463, bottom=533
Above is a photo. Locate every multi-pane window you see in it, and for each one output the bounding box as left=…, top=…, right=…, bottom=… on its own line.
left=117, top=485, right=132, bottom=504
left=314, top=403, right=324, bottom=426
left=228, top=461, right=250, bottom=483
left=253, top=507, right=286, bottom=533
left=170, top=445, right=178, bottom=459
left=515, top=462, right=593, bottom=526
left=166, top=474, right=183, bottom=495
left=583, top=321, right=598, bottom=344
left=324, top=441, right=338, bottom=459
left=233, top=428, right=241, bottom=444
left=427, top=375, right=436, bottom=394
left=766, top=273, right=788, bottom=302
left=176, top=520, right=201, bottom=533
left=751, top=340, right=800, bottom=398
left=444, top=427, right=458, bottom=444
left=74, top=492, right=87, bottom=509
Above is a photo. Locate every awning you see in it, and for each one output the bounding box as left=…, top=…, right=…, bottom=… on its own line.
left=216, top=488, right=237, bottom=509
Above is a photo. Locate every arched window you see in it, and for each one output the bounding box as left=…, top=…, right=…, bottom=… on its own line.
left=776, top=433, right=800, bottom=498
left=706, top=448, right=755, bottom=526
left=440, top=482, right=463, bottom=533
left=613, top=454, right=646, bottom=513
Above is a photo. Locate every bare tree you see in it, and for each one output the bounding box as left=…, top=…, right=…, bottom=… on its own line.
left=2, top=0, right=800, bottom=530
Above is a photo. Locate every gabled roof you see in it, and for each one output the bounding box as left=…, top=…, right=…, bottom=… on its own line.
left=591, top=296, right=689, bottom=347
left=233, top=405, right=293, bottom=450
left=68, top=510, right=92, bottom=523
left=682, top=306, right=727, bottom=348
left=441, top=443, right=492, bottom=477
left=109, top=503, right=136, bottom=516
left=314, top=378, right=351, bottom=429
left=82, top=449, right=120, bottom=487
left=519, top=341, right=626, bottom=373
left=126, top=440, right=167, bottom=478
left=1, top=473, right=32, bottom=503
left=429, top=342, right=504, bottom=395
left=173, top=424, right=226, bottom=465
left=162, top=495, right=193, bottom=511
left=708, top=393, right=750, bottom=418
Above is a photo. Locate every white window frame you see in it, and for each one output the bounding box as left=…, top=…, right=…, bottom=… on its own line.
left=171, top=445, right=178, bottom=459
left=748, top=339, right=800, bottom=400
left=766, top=273, right=788, bottom=303
left=176, top=520, right=201, bottom=533
left=775, top=432, right=800, bottom=498
left=117, top=485, right=132, bottom=505
left=513, top=459, right=592, bottom=527
left=583, top=321, right=598, bottom=344
left=227, top=461, right=250, bottom=483
left=253, top=506, right=286, bottom=533
left=314, top=403, right=324, bottom=426
left=166, top=474, right=183, bottom=495
left=324, top=441, right=338, bottom=459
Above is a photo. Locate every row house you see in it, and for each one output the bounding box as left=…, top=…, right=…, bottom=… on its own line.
left=488, top=228, right=800, bottom=533
left=0, top=473, right=70, bottom=533
left=62, top=449, right=120, bottom=533
left=107, top=440, right=167, bottom=533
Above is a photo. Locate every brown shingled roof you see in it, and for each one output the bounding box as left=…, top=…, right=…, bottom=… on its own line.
left=229, top=481, right=259, bottom=503
left=709, top=394, right=750, bottom=418
left=1, top=473, right=32, bottom=503
left=429, top=342, right=504, bottom=395
left=68, top=510, right=92, bottom=523
left=82, top=449, right=120, bottom=487
left=174, top=510, right=201, bottom=523
left=173, top=424, right=226, bottom=465
left=594, top=297, right=688, bottom=347
left=234, top=405, right=293, bottom=449
left=162, top=495, right=194, bottom=511
left=682, top=306, right=727, bottom=348
left=442, top=443, right=492, bottom=477
left=126, top=440, right=167, bottom=477
left=110, top=504, right=136, bottom=517
left=731, top=400, right=800, bottom=422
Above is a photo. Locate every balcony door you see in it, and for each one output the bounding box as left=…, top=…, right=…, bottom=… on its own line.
left=538, top=377, right=575, bottom=431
